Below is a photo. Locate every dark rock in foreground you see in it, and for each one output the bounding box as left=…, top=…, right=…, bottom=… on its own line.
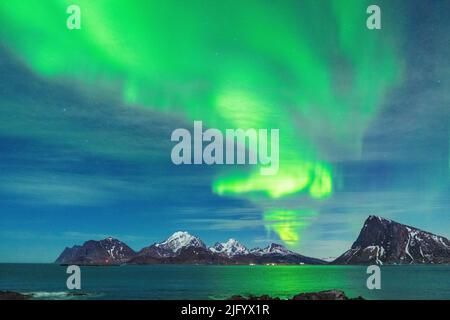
left=0, top=291, right=90, bottom=300
left=230, top=294, right=280, bottom=300
left=0, top=291, right=31, bottom=300
left=333, top=215, right=450, bottom=265
left=292, top=290, right=364, bottom=300
left=229, top=290, right=364, bottom=300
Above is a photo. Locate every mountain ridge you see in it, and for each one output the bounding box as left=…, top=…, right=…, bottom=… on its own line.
left=56, top=231, right=325, bottom=265
left=55, top=237, right=137, bottom=265
left=55, top=215, right=450, bottom=265
left=332, top=215, right=450, bottom=265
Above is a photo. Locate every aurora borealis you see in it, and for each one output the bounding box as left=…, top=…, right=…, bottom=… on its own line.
left=0, top=0, right=448, bottom=262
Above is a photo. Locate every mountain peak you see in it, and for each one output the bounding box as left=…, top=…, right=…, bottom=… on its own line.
left=106, top=236, right=114, bottom=241
left=249, top=243, right=294, bottom=256
left=366, top=215, right=391, bottom=224
left=224, top=238, right=243, bottom=248
left=265, top=243, right=293, bottom=255
left=55, top=237, right=136, bottom=265
left=57, top=232, right=325, bottom=265
left=167, top=231, right=192, bottom=241
left=157, top=231, right=206, bottom=253
left=334, top=216, right=450, bottom=265
left=210, top=238, right=249, bottom=256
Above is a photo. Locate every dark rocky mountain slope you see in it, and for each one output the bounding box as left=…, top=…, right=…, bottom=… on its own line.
left=333, top=215, right=450, bottom=265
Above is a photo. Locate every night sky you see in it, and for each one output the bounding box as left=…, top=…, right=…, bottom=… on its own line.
left=0, top=0, right=448, bottom=262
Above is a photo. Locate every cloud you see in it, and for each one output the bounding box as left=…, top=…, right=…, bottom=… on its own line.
left=180, top=218, right=265, bottom=231
left=0, top=229, right=156, bottom=243
left=297, top=239, right=352, bottom=259
left=0, top=174, right=112, bottom=206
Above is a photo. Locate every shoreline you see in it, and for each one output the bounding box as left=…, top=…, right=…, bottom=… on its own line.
left=229, top=290, right=364, bottom=300
left=0, top=289, right=363, bottom=301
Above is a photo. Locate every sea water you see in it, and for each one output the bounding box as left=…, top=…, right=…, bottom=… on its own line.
left=0, top=264, right=449, bottom=300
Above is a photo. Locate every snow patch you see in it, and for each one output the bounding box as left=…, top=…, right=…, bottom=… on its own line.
left=157, top=231, right=206, bottom=252
left=210, top=238, right=249, bottom=257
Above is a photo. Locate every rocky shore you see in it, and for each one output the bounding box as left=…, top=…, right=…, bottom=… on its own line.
left=0, top=291, right=31, bottom=300
left=229, top=290, right=364, bottom=300
left=0, top=291, right=90, bottom=300
left=0, top=289, right=363, bottom=300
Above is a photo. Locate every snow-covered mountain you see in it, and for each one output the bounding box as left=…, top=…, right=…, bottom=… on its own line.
left=156, top=231, right=206, bottom=253
left=55, top=237, right=136, bottom=265
left=251, top=243, right=296, bottom=256
left=55, top=231, right=325, bottom=265
left=54, top=218, right=450, bottom=266
left=333, top=215, right=450, bottom=265
left=321, top=257, right=337, bottom=263
left=209, top=239, right=249, bottom=256
left=246, top=243, right=326, bottom=265
left=132, top=231, right=208, bottom=261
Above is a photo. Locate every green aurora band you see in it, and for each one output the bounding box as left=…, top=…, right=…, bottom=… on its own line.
left=0, top=0, right=403, bottom=247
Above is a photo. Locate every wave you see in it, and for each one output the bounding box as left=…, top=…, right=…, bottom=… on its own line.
left=25, top=291, right=101, bottom=300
